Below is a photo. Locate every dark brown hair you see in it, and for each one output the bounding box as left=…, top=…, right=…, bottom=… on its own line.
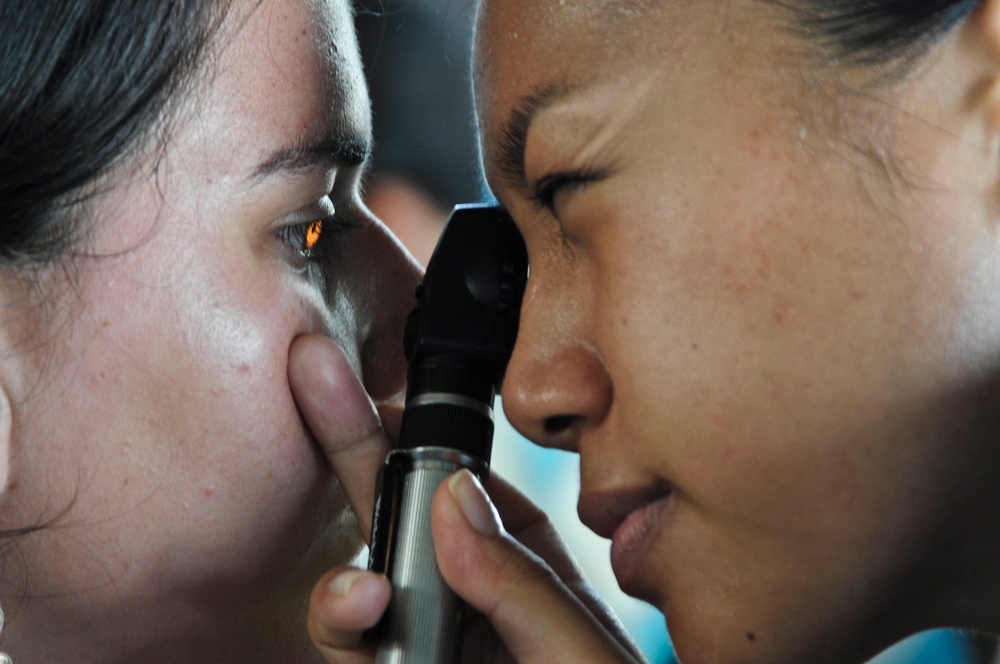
left=0, top=1, right=227, bottom=266
left=776, top=0, right=980, bottom=67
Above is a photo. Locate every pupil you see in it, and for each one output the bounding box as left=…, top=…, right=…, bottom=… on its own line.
left=305, top=220, right=323, bottom=250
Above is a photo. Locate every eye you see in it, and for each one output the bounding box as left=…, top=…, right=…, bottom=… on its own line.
left=278, top=219, right=324, bottom=259
left=531, top=168, right=605, bottom=214
left=276, top=215, right=359, bottom=263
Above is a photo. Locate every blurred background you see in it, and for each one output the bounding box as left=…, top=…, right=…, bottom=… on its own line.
left=353, top=0, right=999, bottom=661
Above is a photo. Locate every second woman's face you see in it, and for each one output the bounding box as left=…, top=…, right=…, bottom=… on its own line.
left=478, top=1, right=1000, bottom=663
left=1, top=0, right=419, bottom=661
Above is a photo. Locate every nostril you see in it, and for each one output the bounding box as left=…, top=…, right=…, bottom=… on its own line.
left=543, top=414, right=576, bottom=434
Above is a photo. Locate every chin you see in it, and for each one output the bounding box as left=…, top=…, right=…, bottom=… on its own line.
left=667, top=607, right=893, bottom=664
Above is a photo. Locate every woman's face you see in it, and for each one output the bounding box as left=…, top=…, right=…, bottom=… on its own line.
left=478, top=1, right=1000, bottom=662
left=0, top=0, right=419, bottom=661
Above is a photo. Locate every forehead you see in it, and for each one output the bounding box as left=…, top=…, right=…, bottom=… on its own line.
left=473, top=0, right=796, bottom=178
left=183, top=0, right=370, bottom=178
left=473, top=0, right=654, bottom=111
left=472, top=2, right=708, bottom=139
left=474, top=0, right=776, bottom=80
left=473, top=2, right=625, bottom=173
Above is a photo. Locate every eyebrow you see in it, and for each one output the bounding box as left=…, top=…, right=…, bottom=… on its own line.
left=251, top=132, right=371, bottom=181
left=492, top=80, right=576, bottom=190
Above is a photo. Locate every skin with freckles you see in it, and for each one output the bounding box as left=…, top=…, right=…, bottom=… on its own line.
left=474, top=0, right=1000, bottom=662
left=0, top=0, right=419, bottom=662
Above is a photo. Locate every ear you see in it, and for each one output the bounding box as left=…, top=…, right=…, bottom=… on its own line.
left=0, top=282, right=28, bottom=497
left=978, top=0, right=1000, bottom=58
left=0, top=382, right=12, bottom=493
left=970, top=0, right=1000, bottom=137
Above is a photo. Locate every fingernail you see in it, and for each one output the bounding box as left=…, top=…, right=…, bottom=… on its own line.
left=328, top=568, right=367, bottom=598
left=448, top=469, right=502, bottom=537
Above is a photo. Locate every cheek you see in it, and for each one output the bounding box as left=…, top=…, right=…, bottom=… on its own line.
left=6, top=248, right=357, bottom=601
left=67, top=237, right=338, bottom=506
left=150, top=261, right=331, bottom=456
left=595, top=135, right=975, bottom=514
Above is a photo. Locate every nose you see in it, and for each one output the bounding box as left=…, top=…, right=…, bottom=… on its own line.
left=501, top=276, right=613, bottom=451
left=355, top=216, right=423, bottom=405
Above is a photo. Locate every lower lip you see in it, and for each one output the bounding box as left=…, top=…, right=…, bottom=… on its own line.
left=609, top=496, right=669, bottom=591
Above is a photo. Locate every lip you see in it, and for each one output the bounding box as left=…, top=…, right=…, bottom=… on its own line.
left=578, top=484, right=671, bottom=590
left=609, top=495, right=671, bottom=590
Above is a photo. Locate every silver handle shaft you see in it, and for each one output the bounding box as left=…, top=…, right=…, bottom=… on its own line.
left=375, top=453, right=472, bottom=664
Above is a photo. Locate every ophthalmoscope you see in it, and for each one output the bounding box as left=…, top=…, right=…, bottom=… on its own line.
left=368, top=204, right=528, bottom=663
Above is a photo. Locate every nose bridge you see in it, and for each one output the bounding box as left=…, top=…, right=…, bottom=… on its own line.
left=514, top=259, right=586, bottom=362
left=502, top=258, right=612, bottom=450
left=356, top=218, right=423, bottom=402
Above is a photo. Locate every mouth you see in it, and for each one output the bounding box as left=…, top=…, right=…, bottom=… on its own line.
left=578, top=484, right=671, bottom=591
left=609, top=495, right=672, bottom=591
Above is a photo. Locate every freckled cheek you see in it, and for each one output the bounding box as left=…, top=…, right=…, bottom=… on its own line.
left=189, top=303, right=280, bottom=379
left=146, top=288, right=314, bottom=447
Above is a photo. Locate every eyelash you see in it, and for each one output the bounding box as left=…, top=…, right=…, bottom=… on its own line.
left=277, top=215, right=357, bottom=261
left=531, top=169, right=604, bottom=213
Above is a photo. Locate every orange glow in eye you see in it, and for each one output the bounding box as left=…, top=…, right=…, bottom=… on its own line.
left=305, top=220, right=323, bottom=250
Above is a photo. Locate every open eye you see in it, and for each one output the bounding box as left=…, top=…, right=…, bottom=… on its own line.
left=278, top=219, right=325, bottom=259
left=276, top=215, right=359, bottom=264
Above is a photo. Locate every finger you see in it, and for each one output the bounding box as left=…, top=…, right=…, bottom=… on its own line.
left=288, top=334, right=392, bottom=539
left=308, top=566, right=391, bottom=664
left=483, top=475, right=643, bottom=657
left=433, top=470, right=642, bottom=664
left=482, top=474, right=585, bottom=583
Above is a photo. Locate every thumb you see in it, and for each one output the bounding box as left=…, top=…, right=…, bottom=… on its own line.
left=432, top=470, right=640, bottom=663
left=288, top=334, right=393, bottom=540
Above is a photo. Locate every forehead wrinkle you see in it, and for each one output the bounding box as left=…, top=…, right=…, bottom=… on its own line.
left=475, top=2, right=675, bottom=194
left=529, top=71, right=661, bottom=176
left=489, top=79, right=579, bottom=190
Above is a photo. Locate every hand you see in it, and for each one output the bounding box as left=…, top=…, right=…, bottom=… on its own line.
left=289, top=334, right=646, bottom=663
left=432, top=470, right=647, bottom=663
left=288, top=334, right=396, bottom=540
left=288, top=333, right=394, bottom=663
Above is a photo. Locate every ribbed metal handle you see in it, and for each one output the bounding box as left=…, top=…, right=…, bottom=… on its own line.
left=374, top=452, right=478, bottom=664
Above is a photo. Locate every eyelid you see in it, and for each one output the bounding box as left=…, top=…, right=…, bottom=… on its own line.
left=530, top=168, right=606, bottom=213
left=277, top=212, right=360, bottom=262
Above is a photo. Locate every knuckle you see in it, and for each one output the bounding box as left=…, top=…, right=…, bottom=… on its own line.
left=493, top=535, right=560, bottom=595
